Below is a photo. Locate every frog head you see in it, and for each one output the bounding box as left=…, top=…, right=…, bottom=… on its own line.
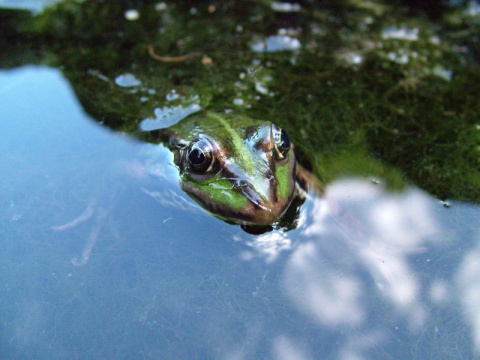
left=169, top=112, right=297, bottom=227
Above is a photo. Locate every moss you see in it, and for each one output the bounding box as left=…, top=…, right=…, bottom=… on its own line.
left=2, top=0, right=479, bottom=202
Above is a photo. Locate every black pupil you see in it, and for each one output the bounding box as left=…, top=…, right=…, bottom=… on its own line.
left=188, top=148, right=205, bottom=165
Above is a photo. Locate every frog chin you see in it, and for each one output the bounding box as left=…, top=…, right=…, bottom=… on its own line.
left=216, top=200, right=291, bottom=227
left=181, top=181, right=293, bottom=226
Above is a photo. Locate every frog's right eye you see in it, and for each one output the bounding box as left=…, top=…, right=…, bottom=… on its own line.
left=186, top=136, right=219, bottom=174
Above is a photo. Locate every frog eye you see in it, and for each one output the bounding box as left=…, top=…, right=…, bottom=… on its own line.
left=186, top=137, right=218, bottom=174
left=273, top=126, right=291, bottom=159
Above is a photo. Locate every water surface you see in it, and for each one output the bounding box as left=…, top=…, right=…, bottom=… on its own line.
left=1, top=66, right=480, bottom=359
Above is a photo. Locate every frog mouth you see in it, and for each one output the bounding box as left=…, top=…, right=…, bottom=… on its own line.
left=240, top=185, right=272, bottom=212
left=181, top=176, right=290, bottom=225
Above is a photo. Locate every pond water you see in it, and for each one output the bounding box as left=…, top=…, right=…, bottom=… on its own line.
left=2, top=0, right=480, bottom=358
left=1, top=65, right=480, bottom=359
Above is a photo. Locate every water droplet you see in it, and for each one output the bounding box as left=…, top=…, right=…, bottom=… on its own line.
left=139, top=103, right=201, bottom=131
left=124, top=9, right=139, bottom=21
left=271, top=2, right=302, bottom=12
left=115, top=73, right=141, bottom=87
left=251, top=35, right=301, bottom=53
left=255, top=82, right=268, bottom=95
left=381, top=26, right=419, bottom=41
left=155, top=2, right=167, bottom=11
left=165, top=89, right=179, bottom=101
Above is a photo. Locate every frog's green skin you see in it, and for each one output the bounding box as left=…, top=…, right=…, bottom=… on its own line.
left=158, top=111, right=300, bottom=226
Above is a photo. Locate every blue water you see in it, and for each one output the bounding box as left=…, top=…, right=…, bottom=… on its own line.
left=1, top=66, right=479, bottom=359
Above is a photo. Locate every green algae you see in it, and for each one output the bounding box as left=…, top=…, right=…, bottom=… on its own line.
left=1, top=0, right=479, bottom=202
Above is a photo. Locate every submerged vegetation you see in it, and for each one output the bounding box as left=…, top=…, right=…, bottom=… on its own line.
left=1, top=0, right=479, bottom=201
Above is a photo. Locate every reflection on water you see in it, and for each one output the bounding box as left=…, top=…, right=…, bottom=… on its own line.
left=280, top=180, right=461, bottom=358
left=0, top=0, right=60, bottom=13
left=288, top=181, right=444, bottom=331
left=1, top=66, right=480, bottom=359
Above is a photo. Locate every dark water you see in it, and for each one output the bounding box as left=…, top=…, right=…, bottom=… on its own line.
left=1, top=66, right=480, bottom=359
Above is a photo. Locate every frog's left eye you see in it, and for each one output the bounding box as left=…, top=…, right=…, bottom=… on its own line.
left=186, top=137, right=218, bottom=174
left=273, top=126, right=291, bottom=159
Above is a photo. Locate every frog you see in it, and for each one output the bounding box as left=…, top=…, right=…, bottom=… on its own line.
left=154, top=111, right=307, bottom=227
left=53, top=110, right=318, bottom=265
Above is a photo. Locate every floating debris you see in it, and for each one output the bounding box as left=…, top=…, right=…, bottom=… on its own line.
left=440, top=200, right=452, bottom=208
left=148, top=45, right=202, bottom=63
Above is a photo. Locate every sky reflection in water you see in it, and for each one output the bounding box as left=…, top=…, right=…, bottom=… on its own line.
left=1, top=66, right=479, bottom=359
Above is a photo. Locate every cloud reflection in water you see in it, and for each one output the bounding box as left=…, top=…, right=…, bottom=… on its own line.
left=244, top=178, right=479, bottom=358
